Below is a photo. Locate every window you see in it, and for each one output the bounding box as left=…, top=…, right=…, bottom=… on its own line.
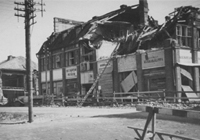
left=80, top=46, right=94, bottom=71
left=53, top=81, right=63, bottom=96
left=40, top=57, right=45, bottom=71
left=52, top=54, right=61, bottom=69
left=65, top=52, right=68, bottom=66
left=198, top=29, right=200, bottom=49
left=65, top=50, right=78, bottom=67
left=40, top=56, right=50, bottom=71
left=69, top=51, right=75, bottom=66
left=176, top=25, right=192, bottom=48
left=42, top=83, right=50, bottom=94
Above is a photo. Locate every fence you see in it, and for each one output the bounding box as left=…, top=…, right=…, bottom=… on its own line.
left=112, top=90, right=200, bottom=104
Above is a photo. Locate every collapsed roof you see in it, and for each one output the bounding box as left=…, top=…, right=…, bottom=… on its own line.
left=37, top=0, right=157, bottom=55
left=137, top=6, right=200, bottom=51
left=37, top=1, right=200, bottom=56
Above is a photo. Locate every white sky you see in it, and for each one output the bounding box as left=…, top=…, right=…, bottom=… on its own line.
left=0, top=0, right=200, bottom=63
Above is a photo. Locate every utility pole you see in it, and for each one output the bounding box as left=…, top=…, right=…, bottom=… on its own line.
left=14, top=0, right=45, bottom=123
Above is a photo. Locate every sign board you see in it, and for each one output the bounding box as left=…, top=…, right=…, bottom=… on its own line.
left=66, top=66, right=77, bottom=79
left=179, top=49, right=200, bottom=64
left=97, top=59, right=113, bottom=74
left=118, top=54, right=136, bottom=72
left=53, top=69, right=62, bottom=81
left=81, top=71, right=94, bottom=84
left=54, top=17, right=83, bottom=33
left=179, top=49, right=192, bottom=63
left=142, top=50, right=165, bottom=69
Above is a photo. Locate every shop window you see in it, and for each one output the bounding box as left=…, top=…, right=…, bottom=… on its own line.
left=176, top=25, right=192, bottom=48
left=53, top=81, right=63, bottom=96
left=42, top=83, right=50, bottom=94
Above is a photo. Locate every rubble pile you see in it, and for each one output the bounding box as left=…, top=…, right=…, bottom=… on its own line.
left=0, top=112, right=27, bottom=122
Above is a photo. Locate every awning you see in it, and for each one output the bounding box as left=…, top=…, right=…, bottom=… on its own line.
left=177, top=62, right=200, bottom=67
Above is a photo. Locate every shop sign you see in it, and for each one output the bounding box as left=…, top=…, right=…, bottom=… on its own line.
left=66, top=66, right=77, bottom=79
left=179, top=49, right=200, bottom=64
left=179, top=49, right=192, bottom=63
left=142, top=50, right=165, bottom=69
left=53, top=69, right=63, bottom=80
left=118, top=54, right=136, bottom=72
left=97, top=59, right=113, bottom=74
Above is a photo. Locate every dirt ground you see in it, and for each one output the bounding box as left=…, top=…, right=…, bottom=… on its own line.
left=0, top=106, right=200, bottom=140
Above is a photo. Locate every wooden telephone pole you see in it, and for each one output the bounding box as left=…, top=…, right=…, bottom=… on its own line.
left=14, top=0, right=45, bottom=123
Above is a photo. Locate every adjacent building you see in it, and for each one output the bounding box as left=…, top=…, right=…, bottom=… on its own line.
left=0, top=55, right=37, bottom=105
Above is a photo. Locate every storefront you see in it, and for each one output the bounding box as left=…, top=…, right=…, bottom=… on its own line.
left=65, top=66, right=78, bottom=98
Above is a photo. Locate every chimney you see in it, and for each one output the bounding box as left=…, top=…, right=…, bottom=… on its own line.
left=7, top=55, right=15, bottom=61
left=139, top=0, right=149, bottom=26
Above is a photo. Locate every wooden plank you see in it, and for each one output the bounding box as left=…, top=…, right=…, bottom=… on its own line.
left=181, top=68, right=193, bottom=81
left=121, top=71, right=137, bottom=92
left=155, top=131, right=199, bottom=140
left=127, top=126, right=143, bottom=139
left=182, top=85, right=200, bottom=101
left=141, top=108, right=154, bottom=140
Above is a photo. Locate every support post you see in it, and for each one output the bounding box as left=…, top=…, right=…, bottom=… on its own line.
left=192, top=26, right=200, bottom=95
left=151, top=111, right=156, bottom=140
left=174, top=48, right=182, bottom=102
left=141, top=107, right=154, bottom=140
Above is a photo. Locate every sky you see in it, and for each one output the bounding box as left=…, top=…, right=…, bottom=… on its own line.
left=0, top=0, right=200, bottom=63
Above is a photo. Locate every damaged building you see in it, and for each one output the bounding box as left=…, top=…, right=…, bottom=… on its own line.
left=37, top=0, right=200, bottom=102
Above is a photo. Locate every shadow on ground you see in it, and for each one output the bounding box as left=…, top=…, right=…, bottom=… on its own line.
left=92, top=111, right=200, bottom=125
